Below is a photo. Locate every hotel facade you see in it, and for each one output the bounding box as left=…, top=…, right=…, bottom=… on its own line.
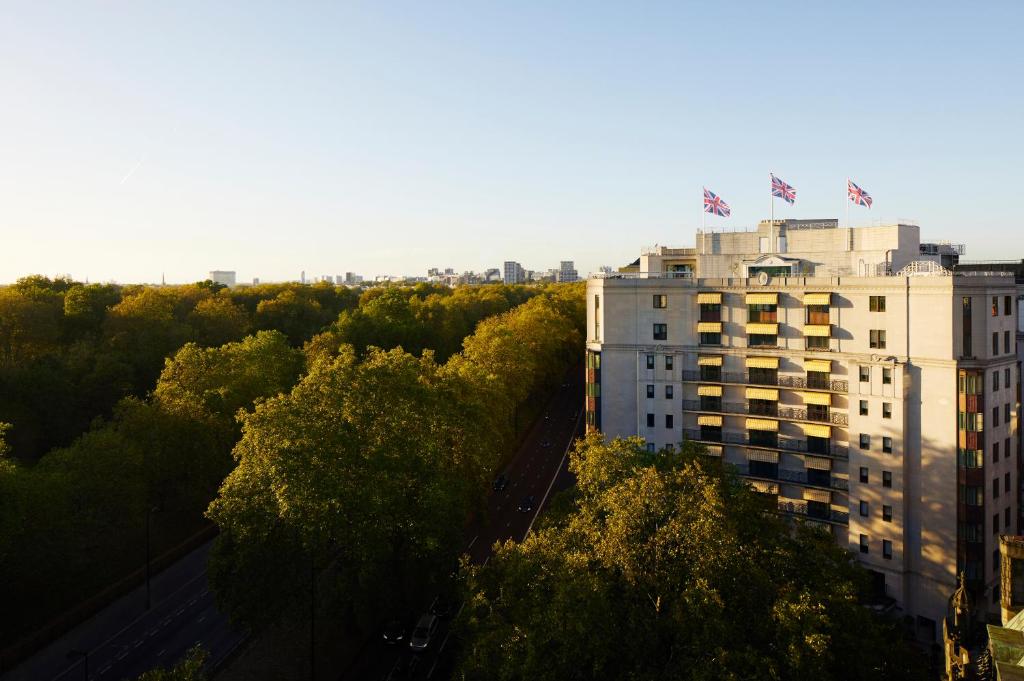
left=585, top=219, right=1020, bottom=637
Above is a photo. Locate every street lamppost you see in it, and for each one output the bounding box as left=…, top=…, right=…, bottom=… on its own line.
left=66, top=649, right=88, bottom=681
left=145, top=506, right=162, bottom=610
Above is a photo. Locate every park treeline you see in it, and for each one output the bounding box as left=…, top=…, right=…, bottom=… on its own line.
left=0, top=276, right=582, bottom=646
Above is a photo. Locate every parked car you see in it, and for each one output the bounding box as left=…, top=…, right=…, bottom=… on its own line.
left=517, top=495, right=535, bottom=513
left=492, top=473, right=509, bottom=491
left=383, top=619, right=405, bottom=644
left=409, top=613, right=439, bottom=652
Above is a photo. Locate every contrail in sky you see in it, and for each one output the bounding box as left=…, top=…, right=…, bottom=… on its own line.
left=120, top=158, right=143, bottom=185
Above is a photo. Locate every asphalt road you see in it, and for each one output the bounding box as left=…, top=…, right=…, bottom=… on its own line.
left=3, top=541, right=245, bottom=681
left=342, top=366, right=585, bottom=681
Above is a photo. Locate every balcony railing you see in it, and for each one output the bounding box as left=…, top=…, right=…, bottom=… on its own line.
left=682, top=401, right=847, bottom=426
left=682, top=371, right=848, bottom=392
left=776, top=405, right=849, bottom=426
left=730, top=463, right=848, bottom=492
left=682, top=429, right=848, bottom=458
left=777, top=499, right=849, bottom=525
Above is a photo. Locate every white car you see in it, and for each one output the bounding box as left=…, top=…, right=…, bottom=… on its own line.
left=409, top=613, right=439, bottom=652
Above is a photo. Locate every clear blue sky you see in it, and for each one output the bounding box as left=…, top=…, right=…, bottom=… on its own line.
left=1, top=2, right=1021, bottom=284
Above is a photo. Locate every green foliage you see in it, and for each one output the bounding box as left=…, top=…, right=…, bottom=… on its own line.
left=136, top=645, right=207, bottom=681
left=456, top=434, right=925, bottom=681
left=187, top=296, right=251, bottom=347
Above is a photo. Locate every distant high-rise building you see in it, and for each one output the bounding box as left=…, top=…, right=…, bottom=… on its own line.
left=209, top=270, right=236, bottom=287
left=344, top=272, right=364, bottom=285
left=253, top=277, right=260, bottom=285
left=301, top=270, right=306, bottom=284
left=503, top=261, right=525, bottom=285
left=556, top=261, right=579, bottom=283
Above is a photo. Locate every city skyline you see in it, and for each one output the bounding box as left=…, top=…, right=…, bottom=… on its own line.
left=3, top=3, right=1023, bottom=284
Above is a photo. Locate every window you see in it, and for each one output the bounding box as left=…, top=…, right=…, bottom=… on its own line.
left=883, top=505, right=893, bottom=522
left=593, top=295, right=600, bottom=338
left=1006, top=368, right=1011, bottom=387
left=665, top=356, right=674, bottom=370
left=646, top=354, right=655, bottom=370
left=964, top=485, right=984, bottom=506
left=646, top=413, right=655, bottom=428
left=1005, top=330, right=1011, bottom=354
left=869, top=329, right=887, bottom=349
left=860, top=400, right=868, bottom=416
left=646, top=384, right=655, bottom=399
left=993, top=296, right=999, bottom=317
left=883, top=403, right=892, bottom=419
left=859, top=366, right=870, bottom=382
left=646, top=442, right=656, bottom=453
left=665, top=414, right=674, bottom=429
left=806, top=335, right=829, bottom=350
left=960, top=449, right=983, bottom=468
left=882, top=368, right=892, bottom=385
left=859, top=500, right=869, bottom=517
left=994, top=513, right=1000, bottom=534
left=699, top=331, right=722, bottom=346
left=994, top=406, right=1000, bottom=428
left=700, top=365, right=722, bottom=382
left=860, top=534, right=869, bottom=554
left=994, top=477, right=1000, bottom=499
left=1007, top=438, right=1012, bottom=460
left=963, top=296, right=973, bottom=357
left=883, top=540, right=893, bottom=560
left=882, top=471, right=892, bottom=488
left=1005, top=403, right=1011, bottom=423
left=859, top=434, right=870, bottom=450
left=883, top=437, right=893, bottom=454
left=994, top=441, right=1000, bottom=463
left=1006, top=295, right=1013, bottom=316
left=961, top=522, right=983, bottom=542
left=1007, top=507, right=1012, bottom=529
left=1006, top=472, right=1011, bottom=493
left=994, top=332, right=999, bottom=356
left=653, top=324, right=667, bottom=341
left=994, top=371, right=1000, bottom=391
left=859, top=467, right=869, bottom=483
left=653, top=294, right=667, bottom=309
left=665, top=385, right=673, bottom=399
left=870, top=296, right=886, bottom=312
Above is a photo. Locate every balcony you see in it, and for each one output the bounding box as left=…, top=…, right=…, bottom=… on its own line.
left=681, top=401, right=848, bottom=427
left=681, top=371, right=848, bottom=393
left=682, top=428, right=848, bottom=459
left=729, top=463, right=848, bottom=492
left=777, top=499, right=849, bottom=525
left=776, top=405, right=849, bottom=426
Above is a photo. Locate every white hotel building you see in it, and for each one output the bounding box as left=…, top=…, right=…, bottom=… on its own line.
left=585, top=218, right=1020, bottom=638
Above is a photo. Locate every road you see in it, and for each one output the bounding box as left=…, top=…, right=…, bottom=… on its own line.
left=2, top=541, right=245, bottom=681
left=342, top=366, right=584, bottom=681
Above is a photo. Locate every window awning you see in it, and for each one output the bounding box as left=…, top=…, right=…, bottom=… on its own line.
left=697, top=322, right=722, bottom=333
left=803, top=488, right=831, bottom=503
left=746, top=387, right=779, bottom=401
left=800, top=423, right=832, bottom=438
left=746, top=449, right=779, bottom=463
left=702, top=445, right=723, bottom=457
left=800, top=391, right=832, bottom=406
left=697, top=414, right=723, bottom=426
left=804, top=292, right=832, bottom=306
left=697, top=355, right=723, bottom=366
left=746, top=322, right=779, bottom=335
left=746, top=418, right=778, bottom=432
left=803, top=359, right=832, bottom=373
left=697, top=292, right=722, bottom=304
left=804, top=456, right=832, bottom=471
left=746, top=292, right=778, bottom=305
left=804, top=324, right=831, bottom=337
left=749, top=481, right=779, bottom=495
left=746, top=356, right=779, bottom=369
left=697, top=385, right=723, bottom=397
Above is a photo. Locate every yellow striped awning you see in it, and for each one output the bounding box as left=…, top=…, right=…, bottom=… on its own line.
left=746, top=292, right=778, bottom=305
left=745, top=356, right=779, bottom=369
left=697, top=292, right=722, bottom=304
left=746, top=449, right=779, bottom=463
left=803, top=359, right=831, bottom=373
left=697, top=414, right=723, bottom=426
left=697, top=355, right=723, bottom=366
left=746, top=322, right=779, bottom=335
left=746, top=418, right=778, bottom=432
left=697, top=321, right=722, bottom=333
left=803, top=324, right=831, bottom=337
left=749, top=480, right=779, bottom=495
left=697, top=385, right=722, bottom=397
left=803, top=488, right=831, bottom=503
left=803, top=293, right=832, bottom=306
left=702, top=445, right=723, bottom=457
left=800, top=391, right=831, bottom=406
left=800, top=423, right=831, bottom=438
left=805, top=456, right=832, bottom=470
left=746, top=387, right=779, bottom=401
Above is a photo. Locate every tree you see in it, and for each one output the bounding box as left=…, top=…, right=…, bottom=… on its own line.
left=254, top=289, right=329, bottom=344
left=457, top=434, right=925, bottom=681
left=187, top=296, right=251, bottom=347
left=135, top=645, right=207, bottom=681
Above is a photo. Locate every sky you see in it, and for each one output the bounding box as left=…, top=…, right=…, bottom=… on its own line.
left=1, top=1, right=1022, bottom=284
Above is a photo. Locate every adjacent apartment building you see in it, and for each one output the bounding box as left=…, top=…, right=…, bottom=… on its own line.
left=585, top=218, right=1020, bottom=638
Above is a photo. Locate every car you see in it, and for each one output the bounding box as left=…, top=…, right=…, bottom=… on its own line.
left=383, top=619, right=405, bottom=644
left=409, top=613, right=439, bottom=652
left=430, top=596, right=453, bottom=618
left=540, top=440, right=552, bottom=448
left=492, top=473, right=509, bottom=491
left=517, top=495, right=535, bottom=513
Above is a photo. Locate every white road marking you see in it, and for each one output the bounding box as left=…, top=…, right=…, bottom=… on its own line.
left=198, top=614, right=207, bottom=623
left=467, top=535, right=478, bottom=550
left=157, top=648, right=166, bottom=657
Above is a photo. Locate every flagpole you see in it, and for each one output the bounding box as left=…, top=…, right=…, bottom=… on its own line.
left=769, top=173, right=774, bottom=253
left=845, top=177, right=849, bottom=228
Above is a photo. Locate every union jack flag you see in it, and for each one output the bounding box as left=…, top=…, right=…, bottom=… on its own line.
left=770, top=173, right=796, bottom=204
left=703, top=187, right=730, bottom=217
left=848, top=179, right=872, bottom=208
